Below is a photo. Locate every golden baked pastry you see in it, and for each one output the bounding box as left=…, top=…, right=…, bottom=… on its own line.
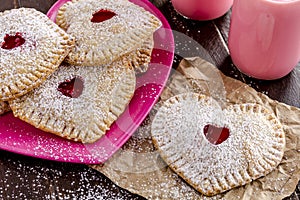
left=56, top=0, right=161, bottom=66
left=0, top=101, right=10, bottom=115
left=0, top=8, right=74, bottom=101
left=9, top=59, right=136, bottom=143
left=151, top=93, right=285, bottom=196
left=128, top=36, right=154, bottom=75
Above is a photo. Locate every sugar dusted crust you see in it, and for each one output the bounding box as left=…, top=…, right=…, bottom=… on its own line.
left=9, top=59, right=136, bottom=143
left=151, top=93, right=285, bottom=196
left=128, top=36, right=154, bottom=75
left=0, top=101, right=10, bottom=115
left=56, top=0, right=161, bottom=66
left=0, top=8, right=75, bottom=101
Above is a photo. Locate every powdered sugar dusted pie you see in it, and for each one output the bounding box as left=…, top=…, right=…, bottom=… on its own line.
left=0, top=8, right=75, bottom=101
left=56, top=0, right=161, bottom=66
left=9, top=60, right=136, bottom=143
left=151, top=93, right=285, bottom=196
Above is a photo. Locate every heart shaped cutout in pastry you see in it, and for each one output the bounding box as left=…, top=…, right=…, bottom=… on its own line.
left=57, top=76, right=84, bottom=98
left=151, top=93, right=285, bottom=196
left=203, top=124, right=230, bottom=145
left=91, top=9, right=116, bottom=23
left=1, top=32, right=25, bottom=49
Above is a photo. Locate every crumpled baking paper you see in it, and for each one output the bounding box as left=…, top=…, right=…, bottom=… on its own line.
left=91, top=57, right=300, bottom=200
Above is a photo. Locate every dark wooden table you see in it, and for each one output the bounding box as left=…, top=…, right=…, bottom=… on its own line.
left=0, top=0, right=299, bottom=199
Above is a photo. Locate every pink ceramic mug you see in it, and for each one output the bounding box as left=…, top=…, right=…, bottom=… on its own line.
left=228, top=0, right=300, bottom=80
left=171, top=0, right=233, bottom=21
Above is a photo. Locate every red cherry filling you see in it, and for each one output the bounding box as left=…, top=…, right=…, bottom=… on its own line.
left=203, top=124, right=230, bottom=145
left=91, top=9, right=116, bottom=23
left=58, top=77, right=84, bottom=98
left=1, top=32, right=25, bottom=49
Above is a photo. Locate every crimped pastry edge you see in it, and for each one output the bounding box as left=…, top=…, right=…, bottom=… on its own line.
left=151, top=93, right=285, bottom=196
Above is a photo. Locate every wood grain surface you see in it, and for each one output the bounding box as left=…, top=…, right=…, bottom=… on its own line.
left=0, top=0, right=299, bottom=199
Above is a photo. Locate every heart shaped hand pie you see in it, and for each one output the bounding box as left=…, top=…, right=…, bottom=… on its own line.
left=9, top=60, right=136, bottom=143
left=0, top=8, right=74, bottom=101
left=56, top=0, right=161, bottom=67
left=151, top=93, right=285, bottom=196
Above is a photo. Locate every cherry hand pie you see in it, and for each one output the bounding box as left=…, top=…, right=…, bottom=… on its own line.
left=56, top=0, right=161, bottom=67
left=9, top=59, right=136, bottom=143
left=151, top=93, right=285, bottom=196
left=0, top=8, right=74, bottom=101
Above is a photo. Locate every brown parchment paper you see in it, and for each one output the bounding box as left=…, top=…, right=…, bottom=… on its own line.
left=91, top=57, right=300, bottom=200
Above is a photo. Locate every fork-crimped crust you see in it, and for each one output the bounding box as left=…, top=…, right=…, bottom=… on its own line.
left=151, top=93, right=285, bottom=196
